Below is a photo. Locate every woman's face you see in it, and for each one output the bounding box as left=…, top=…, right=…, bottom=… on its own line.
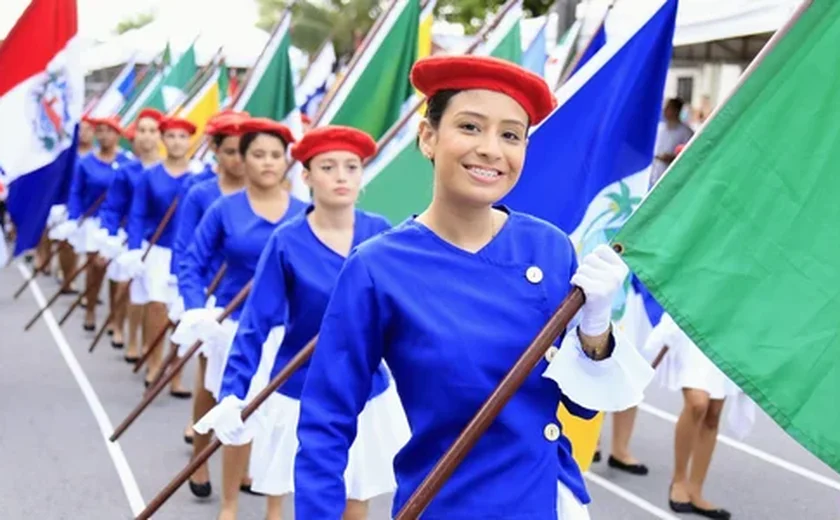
left=95, top=124, right=120, bottom=150
left=418, top=89, right=528, bottom=208
left=79, top=120, right=94, bottom=147
left=303, top=150, right=363, bottom=209
left=214, top=135, right=243, bottom=178
left=134, top=117, right=160, bottom=154
left=243, top=133, right=288, bottom=189
left=162, top=129, right=191, bottom=160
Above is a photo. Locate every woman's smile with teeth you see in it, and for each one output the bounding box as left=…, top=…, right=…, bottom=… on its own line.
left=466, top=165, right=502, bottom=178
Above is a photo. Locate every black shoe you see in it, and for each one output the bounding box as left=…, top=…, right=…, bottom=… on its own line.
left=184, top=433, right=194, bottom=445
left=669, top=484, right=693, bottom=513
left=83, top=322, right=95, bottom=332
left=592, top=450, right=601, bottom=463
left=124, top=355, right=139, bottom=364
left=608, top=455, right=649, bottom=475
left=107, top=329, right=113, bottom=336
left=690, top=504, right=732, bottom=519
left=240, top=483, right=264, bottom=496
left=188, top=479, right=212, bottom=498
left=111, top=341, right=124, bottom=349
left=170, top=390, right=192, bottom=399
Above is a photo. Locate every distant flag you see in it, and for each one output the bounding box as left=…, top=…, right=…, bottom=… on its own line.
left=296, top=41, right=337, bottom=116
left=90, top=54, right=138, bottom=117
left=0, top=0, right=84, bottom=256
left=570, top=24, right=607, bottom=77
left=521, top=19, right=548, bottom=77
left=417, top=0, right=437, bottom=60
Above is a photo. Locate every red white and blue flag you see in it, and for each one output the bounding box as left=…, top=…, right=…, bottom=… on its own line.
left=0, top=0, right=83, bottom=255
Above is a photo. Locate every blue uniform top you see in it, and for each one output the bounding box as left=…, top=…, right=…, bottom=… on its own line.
left=67, top=151, right=131, bottom=220
left=179, top=190, right=307, bottom=319
left=126, top=164, right=193, bottom=251
left=171, top=178, right=230, bottom=279
left=219, top=207, right=392, bottom=403
left=294, top=208, right=598, bottom=519
left=184, top=164, right=216, bottom=193
left=99, top=159, right=155, bottom=235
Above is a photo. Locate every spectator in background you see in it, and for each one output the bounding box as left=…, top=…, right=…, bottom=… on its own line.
left=650, top=98, right=694, bottom=188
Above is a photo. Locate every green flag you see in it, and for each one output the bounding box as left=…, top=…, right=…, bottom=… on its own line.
left=613, top=0, right=840, bottom=474
left=233, top=12, right=296, bottom=121
left=358, top=0, right=524, bottom=224
left=146, top=43, right=198, bottom=113
left=318, top=0, right=421, bottom=140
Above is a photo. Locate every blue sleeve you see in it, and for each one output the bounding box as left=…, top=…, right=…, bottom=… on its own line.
left=99, top=167, right=126, bottom=235
left=127, top=174, right=148, bottom=250
left=66, top=161, right=86, bottom=220
left=172, top=187, right=204, bottom=280
left=178, top=202, right=224, bottom=311
left=294, top=252, right=384, bottom=517
left=218, top=231, right=290, bottom=401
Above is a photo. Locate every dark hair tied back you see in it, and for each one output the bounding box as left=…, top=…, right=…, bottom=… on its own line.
left=239, top=131, right=289, bottom=156
left=416, top=89, right=461, bottom=160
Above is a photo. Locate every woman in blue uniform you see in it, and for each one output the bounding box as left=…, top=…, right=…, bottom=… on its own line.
left=291, top=56, right=654, bottom=519
left=194, top=125, right=408, bottom=520
left=51, top=116, right=131, bottom=330
left=97, top=108, right=163, bottom=355
left=119, top=116, right=197, bottom=395
left=176, top=117, right=306, bottom=506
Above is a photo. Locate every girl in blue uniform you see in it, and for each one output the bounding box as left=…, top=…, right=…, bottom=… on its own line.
left=98, top=108, right=163, bottom=355
left=52, top=116, right=131, bottom=330
left=120, top=116, right=197, bottom=395
left=195, top=125, right=409, bottom=520
left=291, top=56, right=654, bottom=519
left=176, top=117, right=306, bottom=508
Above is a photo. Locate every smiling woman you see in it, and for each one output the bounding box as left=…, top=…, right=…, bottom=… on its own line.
left=291, top=54, right=655, bottom=520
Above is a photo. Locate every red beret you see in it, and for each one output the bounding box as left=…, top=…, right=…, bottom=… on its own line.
left=123, top=121, right=137, bottom=141
left=291, top=125, right=376, bottom=164
left=160, top=117, right=197, bottom=135
left=240, top=117, right=295, bottom=145
left=206, top=112, right=249, bottom=136
left=81, top=114, right=95, bottom=125
left=301, top=113, right=312, bottom=125
left=410, top=55, right=556, bottom=125
left=137, top=108, right=165, bottom=124
left=92, top=116, right=122, bottom=134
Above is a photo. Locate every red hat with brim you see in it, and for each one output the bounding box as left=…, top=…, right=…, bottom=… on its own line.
left=123, top=122, right=137, bottom=141
left=291, top=125, right=376, bottom=164
left=92, top=116, right=122, bottom=134
left=410, top=55, right=556, bottom=125
left=160, top=117, right=197, bottom=135
left=137, top=108, right=165, bottom=125
left=239, top=117, right=295, bottom=145
left=301, top=114, right=312, bottom=125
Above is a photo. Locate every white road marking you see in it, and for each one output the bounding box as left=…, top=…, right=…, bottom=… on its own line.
left=17, top=264, right=146, bottom=515
left=584, top=472, right=681, bottom=519
left=639, top=403, right=840, bottom=492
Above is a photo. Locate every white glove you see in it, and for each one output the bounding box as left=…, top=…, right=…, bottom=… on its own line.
left=571, top=244, right=629, bottom=336
left=168, top=295, right=186, bottom=323
left=48, top=219, right=78, bottom=241
left=116, top=249, right=145, bottom=278
left=171, top=307, right=225, bottom=356
left=193, top=395, right=257, bottom=446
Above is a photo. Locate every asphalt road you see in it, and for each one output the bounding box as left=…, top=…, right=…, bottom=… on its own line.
left=1, top=262, right=838, bottom=519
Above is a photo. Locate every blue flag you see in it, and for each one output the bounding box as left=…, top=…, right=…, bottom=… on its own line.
left=521, top=22, right=547, bottom=77
left=501, top=0, right=678, bottom=334
left=571, top=25, right=607, bottom=77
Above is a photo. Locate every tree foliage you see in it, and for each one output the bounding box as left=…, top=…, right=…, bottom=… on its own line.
left=114, top=11, right=155, bottom=35
left=435, top=0, right=555, bottom=34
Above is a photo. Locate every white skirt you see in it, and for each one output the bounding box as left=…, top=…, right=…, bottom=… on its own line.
left=249, top=383, right=410, bottom=499
left=557, top=481, right=590, bottom=520
left=69, top=217, right=102, bottom=254
left=47, top=204, right=68, bottom=228
left=137, top=244, right=177, bottom=304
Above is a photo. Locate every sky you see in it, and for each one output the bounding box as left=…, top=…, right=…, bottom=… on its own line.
left=1, top=0, right=259, bottom=41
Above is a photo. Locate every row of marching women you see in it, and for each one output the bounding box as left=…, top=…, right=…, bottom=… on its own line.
left=30, top=53, right=753, bottom=520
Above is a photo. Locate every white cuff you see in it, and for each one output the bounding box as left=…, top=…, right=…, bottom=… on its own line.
left=542, top=325, right=654, bottom=412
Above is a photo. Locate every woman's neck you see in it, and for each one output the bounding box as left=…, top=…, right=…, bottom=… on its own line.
left=246, top=181, right=286, bottom=201
left=96, top=147, right=117, bottom=162
left=309, top=203, right=355, bottom=231
left=218, top=169, right=245, bottom=194
left=78, top=143, right=93, bottom=155
left=164, top=156, right=189, bottom=174
left=418, top=192, right=499, bottom=252
left=136, top=148, right=159, bottom=167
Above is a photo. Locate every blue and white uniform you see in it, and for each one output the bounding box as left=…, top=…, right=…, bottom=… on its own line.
left=209, top=206, right=409, bottom=498
left=176, top=191, right=306, bottom=396
left=293, top=208, right=653, bottom=519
